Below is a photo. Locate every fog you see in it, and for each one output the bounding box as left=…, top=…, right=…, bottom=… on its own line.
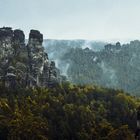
left=0, top=0, right=140, bottom=42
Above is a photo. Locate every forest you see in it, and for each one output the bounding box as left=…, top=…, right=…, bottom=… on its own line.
left=45, top=40, right=140, bottom=95
left=0, top=82, right=139, bottom=140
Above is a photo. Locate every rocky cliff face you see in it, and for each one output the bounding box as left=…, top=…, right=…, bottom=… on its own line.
left=0, top=27, right=63, bottom=88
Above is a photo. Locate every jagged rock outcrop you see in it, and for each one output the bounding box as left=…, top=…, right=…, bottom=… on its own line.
left=0, top=27, right=62, bottom=88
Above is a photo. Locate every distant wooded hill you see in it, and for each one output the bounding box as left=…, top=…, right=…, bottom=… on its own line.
left=44, top=39, right=140, bottom=95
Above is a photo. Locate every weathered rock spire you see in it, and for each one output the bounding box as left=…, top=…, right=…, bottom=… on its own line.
left=0, top=27, right=62, bottom=88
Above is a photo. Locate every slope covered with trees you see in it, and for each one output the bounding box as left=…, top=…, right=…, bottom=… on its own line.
left=0, top=83, right=139, bottom=140
left=45, top=40, right=140, bottom=95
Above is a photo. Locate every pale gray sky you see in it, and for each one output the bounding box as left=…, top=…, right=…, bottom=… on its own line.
left=0, top=0, right=140, bottom=42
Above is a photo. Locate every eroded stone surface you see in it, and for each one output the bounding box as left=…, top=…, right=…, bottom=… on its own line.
left=0, top=27, right=63, bottom=88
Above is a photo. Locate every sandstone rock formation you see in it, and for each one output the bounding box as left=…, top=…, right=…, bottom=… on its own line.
left=0, top=27, right=63, bottom=88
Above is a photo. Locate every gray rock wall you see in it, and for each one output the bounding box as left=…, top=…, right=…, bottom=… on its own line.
left=0, top=27, right=62, bottom=88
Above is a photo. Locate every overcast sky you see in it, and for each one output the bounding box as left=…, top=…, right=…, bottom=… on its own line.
left=0, top=0, right=140, bottom=42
